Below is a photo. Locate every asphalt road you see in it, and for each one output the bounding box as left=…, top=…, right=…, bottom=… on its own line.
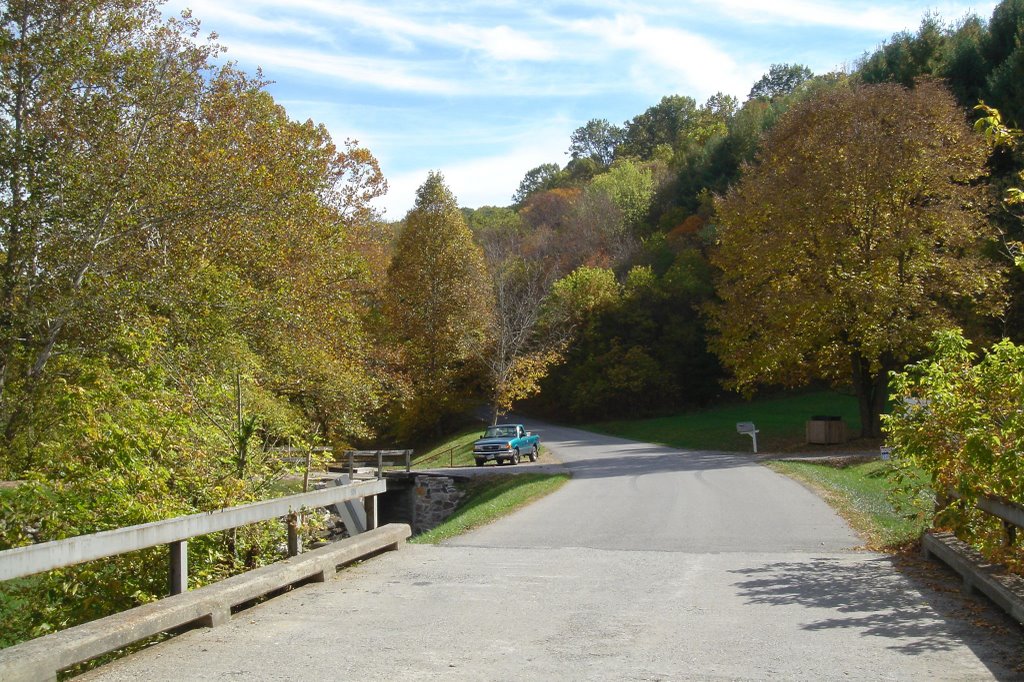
left=83, top=423, right=1023, bottom=681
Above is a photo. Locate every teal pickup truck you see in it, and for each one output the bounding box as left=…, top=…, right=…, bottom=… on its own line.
left=473, top=424, right=540, bottom=466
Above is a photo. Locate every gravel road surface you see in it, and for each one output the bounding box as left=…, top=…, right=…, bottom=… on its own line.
left=83, top=423, right=1023, bottom=681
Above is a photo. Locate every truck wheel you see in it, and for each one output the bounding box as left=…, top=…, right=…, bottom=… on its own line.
left=475, top=459, right=484, bottom=467
left=529, top=445, right=538, bottom=462
left=511, top=448, right=520, bottom=465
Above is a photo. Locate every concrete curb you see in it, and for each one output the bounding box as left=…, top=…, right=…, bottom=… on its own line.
left=922, top=530, right=1024, bottom=626
left=0, top=523, right=411, bottom=682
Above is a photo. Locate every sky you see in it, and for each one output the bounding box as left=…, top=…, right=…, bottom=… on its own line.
left=161, top=1, right=999, bottom=219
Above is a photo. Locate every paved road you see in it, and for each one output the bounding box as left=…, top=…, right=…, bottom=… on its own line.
left=85, top=424, right=1022, bottom=680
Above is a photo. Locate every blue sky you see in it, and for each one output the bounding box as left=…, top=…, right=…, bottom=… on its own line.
left=161, top=1, right=998, bottom=218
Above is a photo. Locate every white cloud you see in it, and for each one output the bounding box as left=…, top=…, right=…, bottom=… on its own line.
left=576, top=0, right=995, bottom=32
left=567, top=15, right=756, bottom=99
left=375, top=122, right=574, bottom=216
left=224, top=41, right=469, bottom=95
left=469, top=25, right=557, bottom=62
left=687, top=0, right=921, bottom=30
left=172, top=0, right=332, bottom=42
left=199, top=0, right=559, bottom=62
left=161, top=0, right=1003, bottom=216
left=333, top=2, right=558, bottom=62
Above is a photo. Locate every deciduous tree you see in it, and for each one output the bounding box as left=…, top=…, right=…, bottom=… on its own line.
left=747, top=64, right=813, bottom=102
left=568, top=118, right=623, bottom=167
left=512, top=162, right=561, bottom=206
left=385, top=173, right=493, bottom=437
left=710, top=80, right=1004, bottom=437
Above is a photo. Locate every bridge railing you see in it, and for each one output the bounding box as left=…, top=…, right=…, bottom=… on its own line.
left=944, top=487, right=1024, bottom=546
left=0, top=478, right=387, bottom=595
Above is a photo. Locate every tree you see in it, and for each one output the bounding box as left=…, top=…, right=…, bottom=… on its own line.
left=540, top=266, right=620, bottom=335
left=568, top=118, right=623, bottom=167
left=985, top=0, right=1024, bottom=68
left=482, top=257, right=562, bottom=423
left=0, top=1, right=217, bottom=447
left=619, top=95, right=697, bottom=159
left=941, top=15, right=990, bottom=106
left=859, top=15, right=947, bottom=88
left=535, top=258, right=722, bottom=420
left=588, top=159, right=655, bottom=233
left=0, top=0, right=393, bottom=644
left=385, top=173, right=493, bottom=437
left=710, top=80, right=1004, bottom=437
left=691, top=93, right=739, bottom=145
left=747, top=64, right=813, bottom=101
left=512, top=163, right=561, bottom=205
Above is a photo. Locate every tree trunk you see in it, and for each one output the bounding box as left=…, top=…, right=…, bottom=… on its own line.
left=850, top=352, right=889, bottom=438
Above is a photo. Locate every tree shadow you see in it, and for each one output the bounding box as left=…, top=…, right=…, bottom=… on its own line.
left=731, top=555, right=1024, bottom=679
left=557, top=447, right=755, bottom=479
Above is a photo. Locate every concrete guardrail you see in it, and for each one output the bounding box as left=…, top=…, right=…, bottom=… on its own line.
left=922, top=530, right=1024, bottom=627
left=0, top=523, right=411, bottom=682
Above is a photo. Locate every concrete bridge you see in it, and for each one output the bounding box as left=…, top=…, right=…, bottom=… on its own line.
left=75, top=424, right=1024, bottom=679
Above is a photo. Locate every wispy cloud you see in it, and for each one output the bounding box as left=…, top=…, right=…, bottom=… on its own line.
left=223, top=41, right=470, bottom=95
left=683, top=0, right=922, bottom=31
left=200, top=0, right=559, bottom=62
left=176, top=0, right=333, bottom=42
left=559, top=0, right=991, bottom=32
left=162, top=0, right=1000, bottom=213
left=338, top=3, right=558, bottom=61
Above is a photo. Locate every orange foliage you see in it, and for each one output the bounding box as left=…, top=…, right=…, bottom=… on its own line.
left=670, top=214, right=705, bottom=237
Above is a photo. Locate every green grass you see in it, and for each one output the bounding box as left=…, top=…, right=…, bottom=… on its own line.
left=767, top=459, right=928, bottom=549
left=588, top=390, right=863, bottom=452
left=411, top=473, right=570, bottom=544
left=410, top=425, right=487, bottom=469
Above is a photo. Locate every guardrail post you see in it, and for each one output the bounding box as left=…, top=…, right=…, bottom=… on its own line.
left=364, top=494, right=378, bottom=530
left=287, top=513, right=302, bottom=557
left=169, top=540, right=187, bottom=595
left=1005, top=520, right=1018, bottom=547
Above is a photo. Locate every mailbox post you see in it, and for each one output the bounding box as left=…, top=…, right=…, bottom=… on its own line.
left=736, top=422, right=759, bottom=454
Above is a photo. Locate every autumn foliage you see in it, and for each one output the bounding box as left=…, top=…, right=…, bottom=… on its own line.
left=710, top=80, right=1004, bottom=436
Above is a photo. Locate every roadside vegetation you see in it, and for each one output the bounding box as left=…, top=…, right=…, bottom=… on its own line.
left=766, top=460, right=929, bottom=550
left=410, top=425, right=486, bottom=469
left=411, top=474, right=570, bottom=544
left=884, top=331, right=1024, bottom=572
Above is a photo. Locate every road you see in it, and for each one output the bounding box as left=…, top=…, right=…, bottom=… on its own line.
left=84, top=423, right=1022, bottom=680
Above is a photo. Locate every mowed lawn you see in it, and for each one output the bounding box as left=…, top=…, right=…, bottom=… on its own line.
left=587, top=390, right=863, bottom=453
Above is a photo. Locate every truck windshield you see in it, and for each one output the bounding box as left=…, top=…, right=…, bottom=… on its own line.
left=484, top=426, right=515, bottom=438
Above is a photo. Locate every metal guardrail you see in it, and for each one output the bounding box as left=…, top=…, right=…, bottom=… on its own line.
left=416, top=441, right=474, bottom=469
left=0, top=479, right=387, bottom=591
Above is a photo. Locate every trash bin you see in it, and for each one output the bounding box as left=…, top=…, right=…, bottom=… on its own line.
left=806, top=416, right=846, bottom=444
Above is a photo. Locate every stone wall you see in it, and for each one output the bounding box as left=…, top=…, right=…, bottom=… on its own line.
left=312, top=473, right=466, bottom=539
left=412, top=475, right=466, bottom=535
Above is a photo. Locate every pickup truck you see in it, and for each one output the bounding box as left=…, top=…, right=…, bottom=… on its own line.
left=473, top=424, right=540, bottom=466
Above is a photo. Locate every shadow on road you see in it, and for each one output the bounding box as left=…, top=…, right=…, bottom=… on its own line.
left=730, top=555, right=1024, bottom=679
left=557, top=447, right=754, bottom=479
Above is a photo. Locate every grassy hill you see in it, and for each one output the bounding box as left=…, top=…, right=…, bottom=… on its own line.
left=586, top=390, right=864, bottom=453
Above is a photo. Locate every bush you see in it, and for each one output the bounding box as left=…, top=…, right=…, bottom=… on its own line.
left=884, top=329, right=1024, bottom=569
